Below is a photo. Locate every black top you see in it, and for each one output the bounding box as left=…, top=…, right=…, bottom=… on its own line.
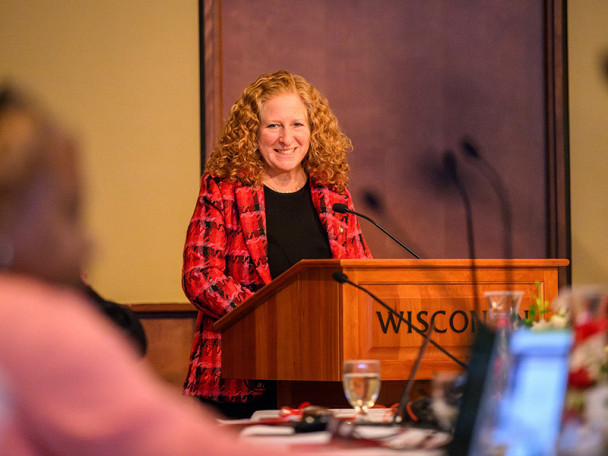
left=264, top=181, right=332, bottom=279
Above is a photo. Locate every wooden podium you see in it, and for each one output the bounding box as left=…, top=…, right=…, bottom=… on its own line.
left=214, top=259, right=568, bottom=407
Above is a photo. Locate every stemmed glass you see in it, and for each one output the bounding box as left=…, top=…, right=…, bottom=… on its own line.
left=342, top=359, right=381, bottom=418
left=485, top=290, right=523, bottom=330
left=484, top=290, right=523, bottom=388
left=474, top=290, right=523, bottom=454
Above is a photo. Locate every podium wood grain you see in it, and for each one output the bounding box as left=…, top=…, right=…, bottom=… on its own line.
left=214, top=259, right=568, bottom=407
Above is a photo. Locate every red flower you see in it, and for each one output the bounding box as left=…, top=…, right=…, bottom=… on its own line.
left=574, top=318, right=608, bottom=344
left=568, top=367, right=595, bottom=389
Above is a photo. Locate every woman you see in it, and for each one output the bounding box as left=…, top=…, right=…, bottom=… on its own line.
left=0, top=86, right=290, bottom=455
left=183, top=70, right=372, bottom=418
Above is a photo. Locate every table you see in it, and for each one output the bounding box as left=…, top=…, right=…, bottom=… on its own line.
left=230, top=409, right=450, bottom=455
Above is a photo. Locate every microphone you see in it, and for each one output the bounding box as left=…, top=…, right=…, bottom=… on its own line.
left=332, top=203, right=421, bottom=259
left=442, top=151, right=482, bottom=314
left=332, top=271, right=467, bottom=369
left=460, top=138, right=513, bottom=260
left=442, top=151, right=476, bottom=261
left=396, top=318, right=435, bottom=423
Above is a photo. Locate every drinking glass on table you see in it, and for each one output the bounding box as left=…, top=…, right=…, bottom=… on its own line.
left=342, top=360, right=381, bottom=417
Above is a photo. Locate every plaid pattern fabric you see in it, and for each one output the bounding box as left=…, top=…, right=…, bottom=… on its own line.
left=182, top=173, right=372, bottom=402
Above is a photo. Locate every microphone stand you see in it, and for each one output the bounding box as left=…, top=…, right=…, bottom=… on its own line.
left=352, top=211, right=421, bottom=259
left=443, top=151, right=476, bottom=262
left=443, top=151, right=482, bottom=315
left=395, top=319, right=436, bottom=423
left=460, top=139, right=516, bottom=296
left=332, top=204, right=421, bottom=259
left=332, top=271, right=467, bottom=369
left=460, top=139, right=513, bottom=261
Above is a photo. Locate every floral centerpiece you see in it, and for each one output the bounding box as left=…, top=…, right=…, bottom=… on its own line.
left=527, top=285, right=608, bottom=454
left=520, top=281, right=569, bottom=331
left=521, top=283, right=608, bottom=397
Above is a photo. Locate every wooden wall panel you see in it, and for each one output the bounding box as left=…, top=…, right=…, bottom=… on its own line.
left=203, top=0, right=568, bottom=266
left=130, top=304, right=197, bottom=388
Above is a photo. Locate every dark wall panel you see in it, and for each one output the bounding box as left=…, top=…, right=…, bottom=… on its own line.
left=215, top=0, right=550, bottom=260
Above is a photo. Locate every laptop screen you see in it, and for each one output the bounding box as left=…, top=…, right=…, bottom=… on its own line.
left=447, top=323, right=496, bottom=455
left=449, top=326, right=572, bottom=455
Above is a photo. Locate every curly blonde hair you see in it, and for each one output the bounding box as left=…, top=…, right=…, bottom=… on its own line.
left=206, top=70, right=352, bottom=192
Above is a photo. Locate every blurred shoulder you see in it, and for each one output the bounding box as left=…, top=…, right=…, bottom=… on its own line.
left=0, top=274, right=133, bottom=359
left=0, top=274, right=84, bottom=313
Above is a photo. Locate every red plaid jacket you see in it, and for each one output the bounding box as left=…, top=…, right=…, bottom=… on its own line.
left=182, top=173, right=372, bottom=402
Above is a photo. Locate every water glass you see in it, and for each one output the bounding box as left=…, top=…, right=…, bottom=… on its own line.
left=342, top=359, right=381, bottom=416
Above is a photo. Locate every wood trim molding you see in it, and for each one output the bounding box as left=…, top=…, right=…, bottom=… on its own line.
left=200, top=0, right=222, bottom=167
left=126, top=302, right=196, bottom=314
left=544, top=0, right=571, bottom=284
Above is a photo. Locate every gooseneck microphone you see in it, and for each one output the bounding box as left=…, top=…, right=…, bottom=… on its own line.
left=443, top=150, right=482, bottom=314
left=443, top=151, right=476, bottom=261
left=332, top=203, right=421, bottom=259
left=332, top=271, right=467, bottom=369
left=460, top=138, right=513, bottom=260
left=396, top=318, right=436, bottom=423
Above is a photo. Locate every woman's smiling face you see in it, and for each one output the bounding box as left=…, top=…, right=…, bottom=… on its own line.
left=257, top=92, right=310, bottom=179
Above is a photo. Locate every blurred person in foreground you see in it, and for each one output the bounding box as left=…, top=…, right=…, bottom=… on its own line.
left=182, top=70, right=372, bottom=418
left=0, top=85, right=287, bottom=455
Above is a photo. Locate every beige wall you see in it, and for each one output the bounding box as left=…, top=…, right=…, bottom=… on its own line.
left=0, top=1, right=200, bottom=302
left=1, top=1, right=606, bottom=303
left=568, top=1, right=608, bottom=285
